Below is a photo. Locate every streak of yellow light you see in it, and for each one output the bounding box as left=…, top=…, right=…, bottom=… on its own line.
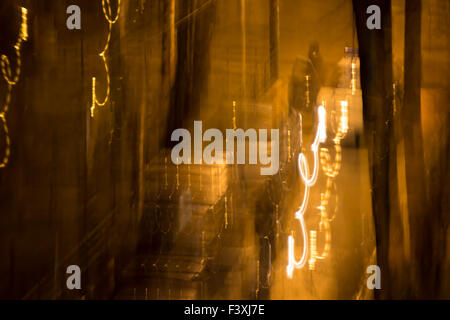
left=91, top=0, right=121, bottom=118
left=311, top=100, right=349, bottom=266
left=0, top=7, right=28, bottom=168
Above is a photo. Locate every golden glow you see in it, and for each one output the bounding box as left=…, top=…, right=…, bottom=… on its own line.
left=199, top=165, right=202, bottom=192
left=0, top=7, right=28, bottom=168
left=232, top=100, right=237, bottom=130
left=305, top=75, right=310, bottom=108
left=275, top=204, right=280, bottom=240
left=287, top=106, right=326, bottom=279
left=298, top=106, right=327, bottom=186
left=312, top=100, right=348, bottom=266
left=287, top=130, right=291, bottom=163
left=188, top=164, right=191, bottom=189
left=288, top=97, right=349, bottom=276
left=393, top=83, right=397, bottom=115
left=308, top=230, right=317, bottom=270
left=314, top=189, right=332, bottom=261
left=91, top=0, right=121, bottom=118
left=224, top=196, right=228, bottom=229
left=351, top=62, right=357, bottom=95
left=320, top=100, right=348, bottom=178
left=200, top=231, right=206, bottom=267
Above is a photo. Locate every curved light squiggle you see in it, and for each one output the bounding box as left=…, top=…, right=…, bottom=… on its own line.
left=0, top=7, right=28, bottom=168
left=91, top=0, right=121, bottom=118
left=320, top=100, right=348, bottom=178
left=298, top=107, right=327, bottom=186
left=287, top=106, right=326, bottom=278
left=309, top=100, right=349, bottom=268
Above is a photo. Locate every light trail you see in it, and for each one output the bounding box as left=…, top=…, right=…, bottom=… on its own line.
left=287, top=106, right=326, bottom=278
left=309, top=100, right=349, bottom=268
left=91, top=0, right=121, bottom=118
left=0, top=6, right=28, bottom=168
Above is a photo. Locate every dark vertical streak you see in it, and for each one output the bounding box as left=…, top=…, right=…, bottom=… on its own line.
left=353, top=0, right=394, bottom=299
left=164, top=0, right=216, bottom=148
left=269, top=0, right=279, bottom=84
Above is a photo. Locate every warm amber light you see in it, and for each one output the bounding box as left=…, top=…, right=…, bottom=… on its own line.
left=0, top=6, right=28, bottom=168
left=91, top=0, right=121, bottom=118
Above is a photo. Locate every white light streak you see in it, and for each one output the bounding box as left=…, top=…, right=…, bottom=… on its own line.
left=313, top=99, right=349, bottom=266
left=287, top=105, right=326, bottom=278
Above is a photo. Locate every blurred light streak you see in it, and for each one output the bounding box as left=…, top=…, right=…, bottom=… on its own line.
left=225, top=196, right=229, bottom=229
left=320, top=100, right=348, bottom=178
left=287, top=106, right=326, bottom=278
left=287, top=130, right=291, bottom=163
left=91, top=0, right=121, bottom=118
left=310, top=100, right=348, bottom=266
left=0, top=7, right=28, bottom=168
left=232, top=100, right=237, bottom=130
left=308, top=230, right=317, bottom=270
left=305, top=75, right=311, bottom=108
left=351, top=62, right=357, bottom=95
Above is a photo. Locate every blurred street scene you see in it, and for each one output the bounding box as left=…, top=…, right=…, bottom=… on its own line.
left=0, top=0, right=449, bottom=300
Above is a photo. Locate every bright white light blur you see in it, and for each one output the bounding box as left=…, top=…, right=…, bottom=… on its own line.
left=287, top=106, right=326, bottom=278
